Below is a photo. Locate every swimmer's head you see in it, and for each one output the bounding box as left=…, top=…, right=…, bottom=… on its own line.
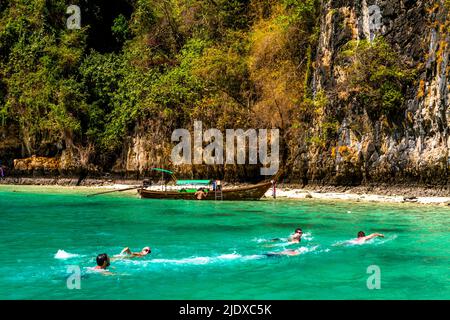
left=357, top=231, right=365, bottom=238
left=142, top=247, right=151, bottom=255
left=295, top=228, right=303, bottom=235
left=96, top=253, right=110, bottom=268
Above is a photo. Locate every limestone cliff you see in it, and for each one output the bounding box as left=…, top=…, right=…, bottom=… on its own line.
left=288, top=0, right=450, bottom=185
left=116, top=0, right=450, bottom=185
left=2, top=0, right=449, bottom=186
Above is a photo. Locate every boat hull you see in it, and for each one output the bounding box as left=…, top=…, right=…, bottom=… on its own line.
left=138, top=181, right=272, bottom=201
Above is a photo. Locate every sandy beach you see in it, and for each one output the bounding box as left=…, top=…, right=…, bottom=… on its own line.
left=1, top=178, right=450, bottom=206
left=264, top=188, right=450, bottom=205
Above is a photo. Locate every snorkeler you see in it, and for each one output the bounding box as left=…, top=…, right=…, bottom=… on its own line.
left=353, top=231, right=384, bottom=243
left=94, top=253, right=110, bottom=270
left=115, top=246, right=151, bottom=259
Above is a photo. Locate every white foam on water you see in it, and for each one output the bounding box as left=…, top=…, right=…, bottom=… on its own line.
left=113, top=246, right=327, bottom=268
left=253, top=237, right=287, bottom=243
left=54, top=250, right=80, bottom=259
left=311, top=247, right=330, bottom=254
left=332, top=239, right=368, bottom=247
left=254, top=233, right=313, bottom=243
left=242, top=254, right=265, bottom=261
left=161, top=257, right=211, bottom=265
left=262, top=242, right=286, bottom=249
left=333, top=234, right=397, bottom=247
left=302, top=232, right=313, bottom=241
left=373, top=234, right=398, bottom=245
left=152, top=253, right=245, bottom=265
left=253, top=238, right=267, bottom=243
left=298, top=245, right=319, bottom=254
left=118, top=252, right=264, bottom=267
left=266, top=245, right=319, bottom=256
left=216, top=253, right=242, bottom=260
left=84, top=267, right=116, bottom=275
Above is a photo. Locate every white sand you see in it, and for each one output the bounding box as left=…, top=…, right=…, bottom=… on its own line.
left=3, top=182, right=448, bottom=205
left=264, top=188, right=450, bottom=206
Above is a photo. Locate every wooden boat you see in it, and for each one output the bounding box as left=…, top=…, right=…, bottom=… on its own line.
left=86, top=169, right=280, bottom=200
left=137, top=180, right=273, bottom=201
left=135, top=167, right=282, bottom=201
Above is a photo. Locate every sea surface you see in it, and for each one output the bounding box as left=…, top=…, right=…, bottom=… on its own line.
left=0, top=185, right=448, bottom=299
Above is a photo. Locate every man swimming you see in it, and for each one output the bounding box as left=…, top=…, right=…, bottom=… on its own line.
left=288, top=228, right=303, bottom=243
left=94, top=253, right=110, bottom=270
left=353, top=231, right=385, bottom=243
left=115, top=246, right=151, bottom=259
left=269, top=228, right=303, bottom=243
left=264, top=249, right=300, bottom=257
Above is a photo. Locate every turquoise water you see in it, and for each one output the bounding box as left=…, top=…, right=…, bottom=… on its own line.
left=0, top=186, right=449, bottom=300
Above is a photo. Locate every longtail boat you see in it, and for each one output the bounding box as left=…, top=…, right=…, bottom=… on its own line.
left=137, top=168, right=280, bottom=201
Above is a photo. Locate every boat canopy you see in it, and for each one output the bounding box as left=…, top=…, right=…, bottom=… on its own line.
left=151, top=168, right=174, bottom=174
left=176, top=180, right=211, bottom=186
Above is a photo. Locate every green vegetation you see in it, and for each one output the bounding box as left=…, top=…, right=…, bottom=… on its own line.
left=337, top=38, right=415, bottom=120
left=0, top=0, right=424, bottom=174
left=0, top=0, right=323, bottom=167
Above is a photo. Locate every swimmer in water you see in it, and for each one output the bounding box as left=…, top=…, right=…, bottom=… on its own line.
left=269, top=228, right=303, bottom=243
left=94, top=253, right=110, bottom=270
left=194, top=188, right=208, bottom=200
left=113, top=246, right=151, bottom=259
left=264, top=248, right=303, bottom=257
left=353, top=231, right=385, bottom=244
left=288, top=228, right=303, bottom=243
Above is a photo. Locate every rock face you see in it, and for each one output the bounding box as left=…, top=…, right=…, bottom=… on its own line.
left=13, top=156, right=60, bottom=173
left=293, top=0, right=450, bottom=186
left=111, top=120, right=173, bottom=178
left=91, top=0, right=450, bottom=185
left=5, top=1, right=450, bottom=186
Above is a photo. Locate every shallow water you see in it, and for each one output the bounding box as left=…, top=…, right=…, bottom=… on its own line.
left=0, top=186, right=449, bottom=299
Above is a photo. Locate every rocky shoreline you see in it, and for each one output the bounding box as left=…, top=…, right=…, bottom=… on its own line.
left=1, top=176, right=450, bottom=206
left=0, top=177, right=143, bottom=187
left=269, top=186, right=450, bottom=206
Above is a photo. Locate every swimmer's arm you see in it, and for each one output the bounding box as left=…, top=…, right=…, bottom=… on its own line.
left=129, top=253, right=142, bottom=257
left=365, top=233, right=385, bottom=240
left=120, top=247, right=132, bottom=255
